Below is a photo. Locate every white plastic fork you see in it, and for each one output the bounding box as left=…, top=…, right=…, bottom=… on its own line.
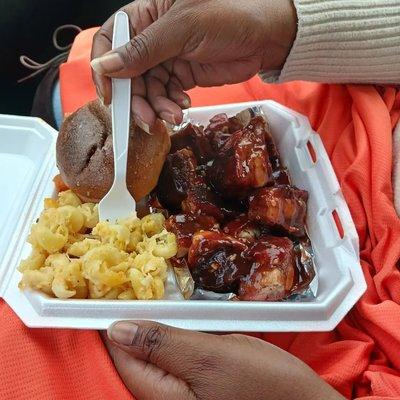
left=98, top=11, right=136, bottom=222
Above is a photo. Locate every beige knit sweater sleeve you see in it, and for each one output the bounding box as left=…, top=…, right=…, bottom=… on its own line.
left=263, top=0, right=400, bottom=84
left=263, top=0, right=400, bottom=217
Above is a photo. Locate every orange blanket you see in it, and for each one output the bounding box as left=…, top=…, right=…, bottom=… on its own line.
left=1, top=28, right=400, bottom=400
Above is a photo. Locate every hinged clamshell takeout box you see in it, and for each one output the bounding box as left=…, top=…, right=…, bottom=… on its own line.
left=0, top=101, right=366, bottom=331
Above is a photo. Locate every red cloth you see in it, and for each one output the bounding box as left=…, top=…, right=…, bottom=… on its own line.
left=1, top=29, right=400, bottom=400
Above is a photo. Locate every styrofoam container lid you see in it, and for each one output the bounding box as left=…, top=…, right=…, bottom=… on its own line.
left=0, top=102, right=367, bottom=331
left=0, top=115, right=57, bottom=296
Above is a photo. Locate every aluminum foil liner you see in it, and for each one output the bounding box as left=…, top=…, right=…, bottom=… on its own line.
left=285, top=240, right=317, bottom=301
left=191, top=289, right=238, bottom=301
left=174, top=105, right=268, bottom=133
left=170, top=260, right=238, bottom=301
left=170, top=117, right=192, bottom=133
left=172, top=265, right=195, bottom=300
left=235, top=105, right=271, bottom=131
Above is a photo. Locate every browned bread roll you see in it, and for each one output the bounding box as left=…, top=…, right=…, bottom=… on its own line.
left=56, top=100, right=171, bottom=203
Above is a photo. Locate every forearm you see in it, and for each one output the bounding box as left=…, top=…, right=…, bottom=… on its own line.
left=263, top=0, right=400, bottom=84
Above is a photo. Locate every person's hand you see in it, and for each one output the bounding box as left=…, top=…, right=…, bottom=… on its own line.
left=103, top=320, right=345, bottom=400
left=91, top=0, right=297, bottom=129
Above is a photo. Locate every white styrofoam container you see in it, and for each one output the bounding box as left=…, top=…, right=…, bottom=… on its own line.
left=0, top=101, right=366, bottom=331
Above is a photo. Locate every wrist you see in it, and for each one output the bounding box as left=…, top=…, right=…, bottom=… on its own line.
left=261, top=0, right=297, bottom=71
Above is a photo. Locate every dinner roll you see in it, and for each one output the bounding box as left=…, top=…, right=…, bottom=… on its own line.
left=56, top=100, right=171, bottom=203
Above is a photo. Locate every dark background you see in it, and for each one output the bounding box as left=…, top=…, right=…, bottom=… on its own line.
left=0, top=0, right=127, bottom=116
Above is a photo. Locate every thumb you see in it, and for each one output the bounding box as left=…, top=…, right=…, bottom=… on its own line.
left=107, top=320, right=225, bottom=379
left=91, top=13, right=185, bottom=78
left=102, top=332, right=195, bottom=400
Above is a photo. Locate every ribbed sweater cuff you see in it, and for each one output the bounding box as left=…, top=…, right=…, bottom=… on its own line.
left=278, top=0, right=400, bottom=84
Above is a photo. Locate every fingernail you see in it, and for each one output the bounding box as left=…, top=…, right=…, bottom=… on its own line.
left=182, top=98, right=191, bottom=109
left=133, top=114, right=150, bottom=134
left=91, top=52, right=124, bottom=75
left=96, top=87, right=105, bottom=106
left=108, top=321, right=138, bottom=346
left=159, top=112, right=176, bottom=125
left=164, top=122, right=174, bottom=131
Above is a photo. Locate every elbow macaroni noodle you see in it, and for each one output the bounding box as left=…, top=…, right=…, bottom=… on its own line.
left=18, top=190, right=177, bottom=300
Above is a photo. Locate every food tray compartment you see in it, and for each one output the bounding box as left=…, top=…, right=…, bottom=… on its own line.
left=0, top=101, right=366, bottom=331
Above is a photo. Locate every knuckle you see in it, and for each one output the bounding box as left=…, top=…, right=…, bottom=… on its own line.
left=124, top=33, right=152, bottom=65
left=142, top=0, right=155, bottom=14
left=178, top=6, right=204, bottom=31
left=131, top=0, right=151, bottom=9
left=92, top=30, right=101, bottom=43
left=94, top=27, right=112, bottom=44
left=91, top=28, right=112, bottom=59
left=132, top=324, right=169, bottom=361
left=120, top=4, right=131, bottom=13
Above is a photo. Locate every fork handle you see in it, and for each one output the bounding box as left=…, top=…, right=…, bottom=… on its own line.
left=111, top=11, right=131, bottom=184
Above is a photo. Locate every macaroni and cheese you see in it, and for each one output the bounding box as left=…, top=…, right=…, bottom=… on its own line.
left=19, top=190, right=177, bottom=300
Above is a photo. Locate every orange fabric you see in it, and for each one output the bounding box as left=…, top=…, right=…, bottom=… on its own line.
left=60, top=28, right=98, bottom=115
left=2, top=29, right=400, bottom=400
